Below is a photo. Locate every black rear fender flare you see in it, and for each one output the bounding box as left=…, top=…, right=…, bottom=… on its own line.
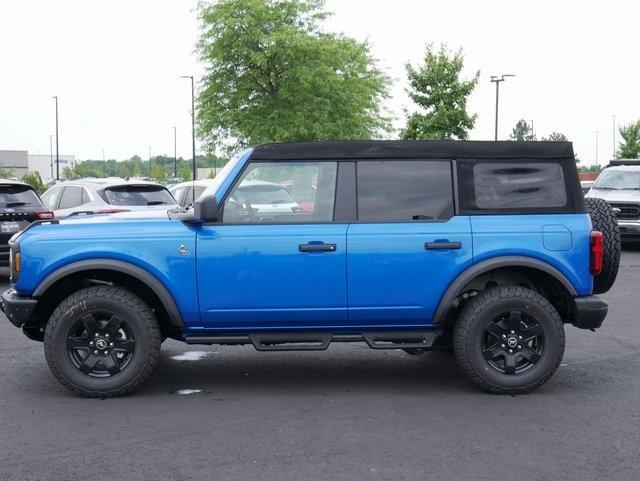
left=434, top=256, right=577, bottom=324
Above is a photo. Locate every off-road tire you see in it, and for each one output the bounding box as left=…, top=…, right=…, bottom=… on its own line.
left=585, top=197, right=620, bottom=294
left=454, top=286, right=565, bottom=394
left=44, top=286, right=161, bottom=398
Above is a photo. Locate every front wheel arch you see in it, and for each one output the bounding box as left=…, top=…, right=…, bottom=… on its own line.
left=29, top=260, right=183, bottom=340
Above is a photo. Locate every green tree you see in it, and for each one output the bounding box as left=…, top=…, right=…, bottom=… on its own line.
left=150, top=163, right=166, bottom=182
left=197, top=0, right=391, bottom=151
left=617, top=120, right=640, bottom=159
left=21, top=171, right=47, bottom=194
left=542, top=132, right=568, bottom=142
left=62, top=165, right=80, bottom=180
left=0, top=167, right=13, bottom=178
left=400, top=45, right=479, bottom=140
left=510, top=119, right=536, bottom=141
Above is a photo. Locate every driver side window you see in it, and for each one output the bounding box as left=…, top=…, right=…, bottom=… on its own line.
left=222, top=161, right=337, bottom=224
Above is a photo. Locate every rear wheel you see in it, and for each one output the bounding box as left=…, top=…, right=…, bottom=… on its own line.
left=585, top=197, right=621, bottom=294
left=44, top=286, right=161, bottom=397
left=454, top=286, right=564, bottom=394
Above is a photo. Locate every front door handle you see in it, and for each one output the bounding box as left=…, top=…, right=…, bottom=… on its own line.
left=299, top=243, right=337, bottom=253
left=425, top=241, right=462, bottom=250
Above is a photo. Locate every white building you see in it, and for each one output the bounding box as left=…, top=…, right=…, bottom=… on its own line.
left=27, top=154, right=75, bottom=181
left=0, top=150, right=29, bottom=178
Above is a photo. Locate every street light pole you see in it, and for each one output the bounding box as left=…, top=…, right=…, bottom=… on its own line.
left=49, top=134, right=53, bottom=179
left=181, top=76, right=196, bottom=183
left=173, top=126, right=177, bottom=178
left=612, top=116, right=617, bottom=160
left=52, top=96, right=60, bottom=180
left=490, top=75, right=515, bottom=141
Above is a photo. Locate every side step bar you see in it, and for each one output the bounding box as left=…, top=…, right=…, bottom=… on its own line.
left=184, top=330, right=440, bottom=352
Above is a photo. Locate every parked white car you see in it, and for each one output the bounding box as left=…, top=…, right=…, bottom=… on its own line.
left=41, top=178, right=177, bottom=219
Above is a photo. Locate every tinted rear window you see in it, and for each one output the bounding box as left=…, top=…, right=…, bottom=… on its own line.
left=102, top=185, right=175, bottom=206
left=357, top=160, right=454, bottom=221
left=458, top=161, right=571, bottom=213
left=0, top=185, right=42, bottom=208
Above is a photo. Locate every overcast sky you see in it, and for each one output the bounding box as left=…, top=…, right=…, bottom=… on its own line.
left=1, top=0, right=638, bottom=165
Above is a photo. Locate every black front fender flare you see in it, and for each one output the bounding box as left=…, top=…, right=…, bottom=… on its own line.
left=433, top=256, right=578, bottom=324
left=32, top=259, right=184, bottom=328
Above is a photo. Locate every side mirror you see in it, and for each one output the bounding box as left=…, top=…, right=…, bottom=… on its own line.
left=193, top=194, right=218, bottom=222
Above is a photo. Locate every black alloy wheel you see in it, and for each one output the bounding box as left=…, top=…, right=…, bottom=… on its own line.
left=66, top=311, right=136, bottom=377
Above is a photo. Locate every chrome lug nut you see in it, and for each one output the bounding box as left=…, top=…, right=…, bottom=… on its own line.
left=518, top=335, right=522, bottom=339
left=509, top=349, right=513, bottom=353
left=89, top=341, right=94, bottom=345
left=510, top=330, right=515, bottom=334
left=502, top=334, right=506, bottom=338
left=518, top=345, right=522, bottom=349
left=501, top=344, right=506, bottom=348
left=94, top=350, right=98, bottom=354
left=110, top=342, right=114, bottom=347
left=105, top=334, right=109, bottom=338
left=94, top=333, right=99, bottom=337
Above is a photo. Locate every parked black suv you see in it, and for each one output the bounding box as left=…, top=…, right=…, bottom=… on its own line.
left=0, top=180, right=52, bottom=266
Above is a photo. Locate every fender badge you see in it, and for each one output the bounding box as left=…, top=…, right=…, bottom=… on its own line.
left=178, top=244, right=191, bottom=255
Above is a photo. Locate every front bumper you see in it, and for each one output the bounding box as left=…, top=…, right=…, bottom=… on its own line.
left=572, top=295, right=608, bottom=330
left=618, top=220, right=640, bottom=237
left=1, top=288, right=37, bottom=328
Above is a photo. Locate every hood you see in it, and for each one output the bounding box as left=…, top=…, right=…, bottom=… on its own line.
left=60, top=208, right=171, bottom=225
left=586, top=189, right=640, bottom=202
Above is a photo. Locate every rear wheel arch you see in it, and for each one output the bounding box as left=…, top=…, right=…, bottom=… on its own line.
left=29, top=259, right=183, bottom=339
left=434, top=256, right=577, bottom=327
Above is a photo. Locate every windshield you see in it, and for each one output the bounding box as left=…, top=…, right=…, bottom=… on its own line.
left=236, top=183, right=296, bottom=204
left=594, top=170, right=640, bottom=190
left=0, top=185, right=42, bottom=208
left=102, top=185, right=176, bottom=206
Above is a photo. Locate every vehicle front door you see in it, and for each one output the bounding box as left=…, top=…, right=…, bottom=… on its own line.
left=346, top=160, right=473, bottom=328
left=196, top=160, right=348, bottom=331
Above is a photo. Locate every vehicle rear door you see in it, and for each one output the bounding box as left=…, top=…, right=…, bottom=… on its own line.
left=196, top=160, right=348, bottom=330
left=346, top=160, right=473, bottom=328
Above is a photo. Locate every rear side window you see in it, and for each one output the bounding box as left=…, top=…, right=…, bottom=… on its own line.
left=0, top=185, right=42, bottom=208
left=58, top=186, right=85, bottom=209
left=356, top=160, right=454, bottom=222
left=458, top=161, right=571, bottom=213
left=102, top=185, right=175, bottom=206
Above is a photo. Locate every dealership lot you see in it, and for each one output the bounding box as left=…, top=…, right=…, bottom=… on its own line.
left=1, top=250, right=639, bottom=481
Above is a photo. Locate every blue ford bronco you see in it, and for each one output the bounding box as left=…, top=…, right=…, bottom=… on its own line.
left=1, top=141, right=620, bottom=397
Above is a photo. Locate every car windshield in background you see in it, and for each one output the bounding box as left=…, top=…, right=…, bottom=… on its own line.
left=594, top=170, right=640, bottom=190
left=0, top=185, right=42, bottom=208
left=102, top=185, right=175, bottom=206
left=237, top=184, right=296, bottom=204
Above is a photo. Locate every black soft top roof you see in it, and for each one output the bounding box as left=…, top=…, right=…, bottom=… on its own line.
left=251, top=140, right=575, bottom=161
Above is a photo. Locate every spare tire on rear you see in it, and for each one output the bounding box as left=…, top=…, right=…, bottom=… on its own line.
left=585, top=197, right=621, bottom=294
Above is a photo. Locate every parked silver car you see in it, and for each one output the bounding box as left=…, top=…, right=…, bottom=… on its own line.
left=40, top=178, right=177, bottom=219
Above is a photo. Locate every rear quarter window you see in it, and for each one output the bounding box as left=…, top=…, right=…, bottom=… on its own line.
left=458, top=161, right=573, bottom=213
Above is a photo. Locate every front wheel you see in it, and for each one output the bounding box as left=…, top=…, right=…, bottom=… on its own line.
left=453, top=286, right=565, bottom=394
left=44, top=286, right=161, bottom=397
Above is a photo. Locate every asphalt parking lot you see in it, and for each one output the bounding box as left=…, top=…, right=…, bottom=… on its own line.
left=1, top=251, right=639, bottom=481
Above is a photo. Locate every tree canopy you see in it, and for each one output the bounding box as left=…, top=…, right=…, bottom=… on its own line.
left=510, top=119, right=536, bottom=141
left=400, top=45, right=479, bottom=140
left=196, top=0, right=391, bottom=151
left=542, top=132, right=568, bottom=142
left=617, top=120, right=640, bottom=159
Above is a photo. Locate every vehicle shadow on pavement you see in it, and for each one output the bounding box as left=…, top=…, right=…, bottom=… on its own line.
left=141, top=344, right=476, bottom=395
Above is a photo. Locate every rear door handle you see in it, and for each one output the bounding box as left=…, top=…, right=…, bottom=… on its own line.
left=299, top=243, right=337, bottom=253
left=425, top=241, right=462, bottom=250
